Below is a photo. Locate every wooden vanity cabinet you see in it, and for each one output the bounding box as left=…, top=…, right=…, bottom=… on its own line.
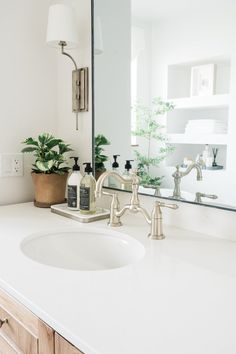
left=0, top=288, right=83, bottom=354
left=0, top=288, right=54, bottom=354
left=55, top=333, right=83, bottom=354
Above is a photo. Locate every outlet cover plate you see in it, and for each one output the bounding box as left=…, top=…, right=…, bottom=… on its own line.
left=0, top=153, right=24, bottom=177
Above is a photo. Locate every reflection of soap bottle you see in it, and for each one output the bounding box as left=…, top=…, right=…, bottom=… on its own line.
left=80, top=163, right=96, bottom=214
left=196, top=154, right=205, bottom=168
left=121, top=160, right=134, bottom=191
left=108, top=155, right=121, bottom=189
left=202, top=144, right=211, bottom=168
left=67, top=157, right=82, bottom=210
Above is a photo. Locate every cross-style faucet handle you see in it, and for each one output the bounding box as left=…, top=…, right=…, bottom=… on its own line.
left=195, top=192, right=218, bottom=203
left=149, top=201, right=178, bottom=240
left=158, top=201, right=179, bottom=210
left=172, top=165, right=181, bottom=178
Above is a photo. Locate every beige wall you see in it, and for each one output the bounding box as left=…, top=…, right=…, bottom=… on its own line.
left=0, top=0, right=92, bottom=205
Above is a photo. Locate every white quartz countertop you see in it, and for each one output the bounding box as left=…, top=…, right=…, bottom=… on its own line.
left=1, top=202, right=236, bottom=354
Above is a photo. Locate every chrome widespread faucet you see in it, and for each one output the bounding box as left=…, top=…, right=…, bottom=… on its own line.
left=172, top=163, right=203, bottom=200
left=95, top=171, right=178, bottom=240
left=195, top=192, right=218, bottom=203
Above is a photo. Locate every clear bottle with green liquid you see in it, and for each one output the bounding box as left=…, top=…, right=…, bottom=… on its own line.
left=80, top=163, right=96, bottom=214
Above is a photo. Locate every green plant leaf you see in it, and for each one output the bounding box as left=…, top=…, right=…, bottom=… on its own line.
left=21, top=147, right=38, bottom=153
left=59, top=143, right=73, bottom=155
left=22, top=137, right=39, bottom=146
left=95, top=134, right=111, bottom=147
left=36, top=160, right=54, bottom=172
left=38, top=133, right=48, bottom=145
left=94, top=134, right=110, bottom=171
left=132, top=97, right=175, bottom=185
left=46, top=139, right=62, bottom=149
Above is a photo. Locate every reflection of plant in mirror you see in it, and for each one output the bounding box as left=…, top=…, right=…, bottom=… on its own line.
left=95, top=134, right=111, bottom=176
left=132, top=97, right=175, bottom=187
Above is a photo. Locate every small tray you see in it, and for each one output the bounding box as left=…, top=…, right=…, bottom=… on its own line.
left=205, top=165, right=223, bottom=170
left=51, top=203, right=110, bottom=223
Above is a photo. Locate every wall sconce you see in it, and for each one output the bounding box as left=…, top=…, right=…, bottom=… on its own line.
left=46, top=4, right=89, bottom=130
left=94, top=16, right=104, bottom=55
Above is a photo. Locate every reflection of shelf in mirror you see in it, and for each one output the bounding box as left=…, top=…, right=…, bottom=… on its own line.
left=202, top=168, right=226, bottom=173
left=170, top=94, right=230, bottom=109
left=167, top=165, right=226, bottom=173
left=168, top=134, right=228, bottom=145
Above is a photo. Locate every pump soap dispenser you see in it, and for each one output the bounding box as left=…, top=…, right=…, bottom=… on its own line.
left=80, top=163, right=96, bottom=214
left=108, top=155, right=121, bottom=189
left=121, top=160, right=134, bottom=191
left=67, top=157, right=83, bottom=210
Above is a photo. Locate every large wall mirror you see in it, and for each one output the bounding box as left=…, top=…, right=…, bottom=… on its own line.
left=92, top=0, right=236, bottom=211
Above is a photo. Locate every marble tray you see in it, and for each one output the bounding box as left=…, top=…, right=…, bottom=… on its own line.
left=51, top=203, right=110, bottom=223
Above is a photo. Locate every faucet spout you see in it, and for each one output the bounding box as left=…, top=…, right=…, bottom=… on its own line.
left=95, top=171, right=132, bottom=198
left=181, top=163, right=203, bottom=181
left=95, top=170, right=178, bottom=239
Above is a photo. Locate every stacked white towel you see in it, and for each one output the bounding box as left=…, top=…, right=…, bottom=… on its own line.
left=185, top=119, right=227, bottom=134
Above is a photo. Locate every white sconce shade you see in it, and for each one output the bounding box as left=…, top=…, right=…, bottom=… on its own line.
left=94, top=16, right=104, bottom=55
left=46, top=4, right=78, bottom=49
left=46, top=3, right=89, bottom=130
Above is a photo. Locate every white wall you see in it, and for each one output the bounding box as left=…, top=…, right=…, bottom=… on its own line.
left=0, top=0, right=57, bottom=205
left=0, top=0, right=92, bottom=205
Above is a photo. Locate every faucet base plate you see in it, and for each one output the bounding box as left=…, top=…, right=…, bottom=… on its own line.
left=170, top=196, right=185, bottom=201
left=108, top=221, right=123, bottom=227
left=148, top=234, right=165, bottom=240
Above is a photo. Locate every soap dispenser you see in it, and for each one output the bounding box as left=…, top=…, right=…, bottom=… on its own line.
left=202, top=144, right=212, bottom=168
left=121, top=160, right=134, bottom=191
left=108, top=155, right=121, bottom=189
left=80, top=163, right=96, bottom=214
left=67, top=157, right=83, bottom=210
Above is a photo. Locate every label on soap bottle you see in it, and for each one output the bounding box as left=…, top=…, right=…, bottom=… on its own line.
left=80, top=187, right=90, bottom=210
left=68, top=185, right=77, bottom=208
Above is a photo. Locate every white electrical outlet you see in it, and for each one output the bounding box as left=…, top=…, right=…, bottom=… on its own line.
left=0, top=153, right=24, bottom=177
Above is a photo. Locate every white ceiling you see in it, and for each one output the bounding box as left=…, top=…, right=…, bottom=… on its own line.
left=132, top=0, right=236, bottom=21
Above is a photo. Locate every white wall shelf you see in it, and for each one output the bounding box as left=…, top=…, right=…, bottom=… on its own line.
left=165, top=143, right=227, bottom=169
left=165, top=57, right=230, bottom=172
left=170, top=94, right=230, bottom=110
left=168, top=134, right=228, bottom=145
left=167, top=58, right=231, bottom=99
left=164, top=165, right=226, bottom=173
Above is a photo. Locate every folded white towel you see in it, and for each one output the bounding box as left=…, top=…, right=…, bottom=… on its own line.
left=185, top=128, right=227, bottom=134
left=186, top=119, right=226, bottom=125
left=185, top=119, right=227, bottom=134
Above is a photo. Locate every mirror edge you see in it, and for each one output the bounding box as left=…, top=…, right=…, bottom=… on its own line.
left=91, top=1, right=236, bottom=213
left=91, top=0, right=95, bottom=173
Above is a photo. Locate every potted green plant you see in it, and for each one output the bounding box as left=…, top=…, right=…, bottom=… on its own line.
left=22, top=133, right=72, bottom=207
left=132, top=97, right=175, bottom=191
left=94, top=134, right=110, bottom=180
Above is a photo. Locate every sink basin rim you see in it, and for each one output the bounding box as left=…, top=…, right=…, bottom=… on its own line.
left=20, top=226, right=145, bottom=272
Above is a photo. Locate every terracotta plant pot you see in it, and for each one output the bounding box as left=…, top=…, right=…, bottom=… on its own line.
left=31, top=172, right=68, bottom=208
left=95, top=170, right=106, bottom=181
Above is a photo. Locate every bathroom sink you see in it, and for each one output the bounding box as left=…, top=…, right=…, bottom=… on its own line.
left=20, top=227, right=145, bottom=271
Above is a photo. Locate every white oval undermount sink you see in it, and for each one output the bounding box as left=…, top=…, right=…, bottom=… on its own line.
left=20, top=227, right=145, bottom=271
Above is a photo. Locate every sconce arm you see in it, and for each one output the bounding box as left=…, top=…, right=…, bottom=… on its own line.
left=60, top=41, right=78, bottom=70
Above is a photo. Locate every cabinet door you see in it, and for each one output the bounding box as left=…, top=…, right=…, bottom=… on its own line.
left=0, top=288, right=54, bottom=354
left=55, top=333, right=83, bottom=354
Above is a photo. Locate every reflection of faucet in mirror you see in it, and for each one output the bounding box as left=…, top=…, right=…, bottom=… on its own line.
left=95, top=171, right=178, bottom=239
left=172, top=163, right=203, bottom=200
left=195, top=192, right=218, bottom=203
